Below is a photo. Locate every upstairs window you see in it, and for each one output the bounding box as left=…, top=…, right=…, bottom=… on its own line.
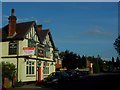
left=45, top=48, right=50, bottom=58
left=45, top=43, right=50, bottom=58
left=28, top=39, right=36, bottom=55
left=28, top=39, right=35, bottom=47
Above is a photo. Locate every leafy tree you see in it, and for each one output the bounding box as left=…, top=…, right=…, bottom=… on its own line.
left=112, top=57, right=115, bottom=63
left=81, top=55, right=86, bottom=68
left=93, top=62, right=100, bottom=73
left=116, top=57, right=120, bottom=68
left=61, top=50, right=80, bottom=70
left=114, top=36, right=120, bottom=57
left=1, top=61, right=16, bottom=87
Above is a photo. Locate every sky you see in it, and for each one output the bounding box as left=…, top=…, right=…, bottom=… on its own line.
left=2, top=2, right=119, bottom=60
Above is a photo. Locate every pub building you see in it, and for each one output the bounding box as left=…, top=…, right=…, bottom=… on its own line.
left=0, top=8, right=59, bottom=83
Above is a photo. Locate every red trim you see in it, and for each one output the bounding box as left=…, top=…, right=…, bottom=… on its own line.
left=38, top=67, right=41, bottom=82
left=23, top=47, right=35, bottom=50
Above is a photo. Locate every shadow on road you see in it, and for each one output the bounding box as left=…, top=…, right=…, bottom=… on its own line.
left=5, top=73, right=120, bottom=90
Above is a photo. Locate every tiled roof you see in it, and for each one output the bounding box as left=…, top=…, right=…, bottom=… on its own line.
left=37, top=29, right=49, bottom=43
left=1, top=21, right=35, bottom=41
left=37, top=29, right=55, bottom=49
left=1, top=21, right=55, bottom=49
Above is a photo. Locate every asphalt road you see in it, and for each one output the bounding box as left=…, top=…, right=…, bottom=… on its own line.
left=6, top=73, right=120, bottom=90
left=59, top=73, right=120, bottom=90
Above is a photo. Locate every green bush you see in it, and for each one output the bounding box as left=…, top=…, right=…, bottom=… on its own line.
left=1, top=61, right=16, bottom=80
left=1, top=61, right=16, bottom=88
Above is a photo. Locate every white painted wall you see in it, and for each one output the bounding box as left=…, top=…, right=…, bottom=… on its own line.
left=2, top=42, right=9, bottom=56
left=20, top=59, right=37, bottom=82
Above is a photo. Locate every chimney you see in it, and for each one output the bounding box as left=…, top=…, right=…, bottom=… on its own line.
left=37, top=25, right=42, bottom=31
left=8, top=8, right=17, bottom=37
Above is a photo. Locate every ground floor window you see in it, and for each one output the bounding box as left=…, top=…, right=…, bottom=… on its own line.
left=43, top=62, right=49, bottom=74
left=26, top=60, right=35, bottom=75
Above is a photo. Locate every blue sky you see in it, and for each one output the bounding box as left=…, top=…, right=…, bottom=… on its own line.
left=2, top=2, right=118, bottom=60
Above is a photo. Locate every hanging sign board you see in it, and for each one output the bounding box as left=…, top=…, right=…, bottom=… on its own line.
left=9, top=41, right=17, bottom=55
left=23, top=47, right=35, bottom=56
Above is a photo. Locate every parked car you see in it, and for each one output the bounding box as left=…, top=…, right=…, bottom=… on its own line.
left=43, top=71, right=69, bottom=86
left=65, top=69, right=89, bottom=81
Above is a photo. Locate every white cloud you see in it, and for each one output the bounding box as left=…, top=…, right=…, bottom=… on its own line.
left=2, top=15, right=35, bottom=22
left=86, top=25, right=113, bottom=37
left=17, top=17, right=36, bottom=22
left=2, top=15, right=8, bottom=18
left=2, top=15, right=9, bottom=21
left=42, top=18, right=52, bottom=23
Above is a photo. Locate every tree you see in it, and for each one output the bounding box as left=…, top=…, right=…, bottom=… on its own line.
left=114, top=36, right=120, bottom=57
left=1, top=61, right=16, bottom=87
left=112, top=57, right=114, bottom=62
left=111, top=57, right=115, bottom=69
left=81, top=55, right=86, bottom=68
left=61, top=50, right=80, bottom=70
left=93, top=62, right=100, bottom=73
left=116, top=57, right=120, bottom=68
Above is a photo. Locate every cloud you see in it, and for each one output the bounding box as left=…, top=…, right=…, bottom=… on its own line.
left=2, top=15, right=36, bottom=22
left=55, top=25, right=115, bottom=46
left=86, top=25, right=113, bottom=37
left=2, top=14, right=52, bottom=24
left=2, top=15, right=9, bottom=18
left=2, top=15, right=9, bottom=21
left=42, top=18, right=52, bottom=23
left=17, top=17, right=36, bottom=22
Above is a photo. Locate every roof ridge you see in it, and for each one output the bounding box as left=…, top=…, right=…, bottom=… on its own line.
left=17, top=21, right=35, bottom=24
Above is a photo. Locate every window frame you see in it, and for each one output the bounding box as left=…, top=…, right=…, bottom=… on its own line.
left=43, top=62, right=49, bottom=75
left=26, top=60, right=35, bottom=76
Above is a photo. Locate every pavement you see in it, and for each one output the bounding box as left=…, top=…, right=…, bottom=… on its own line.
left=18, top=83, right=40, bottom=88
left=7, top=83, right=56, bottom=90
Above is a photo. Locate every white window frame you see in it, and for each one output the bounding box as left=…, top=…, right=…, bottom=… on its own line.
left=26, top=60, right=35, bottom=76
left=43, top=62, right=49, bottom=75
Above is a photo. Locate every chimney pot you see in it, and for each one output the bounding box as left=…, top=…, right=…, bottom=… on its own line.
left=12, top=8, right=14, bottom=16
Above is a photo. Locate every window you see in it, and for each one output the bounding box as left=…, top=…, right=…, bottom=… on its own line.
left=43, top=62, right=49, bottom=74
left=26, top=61, right=35, bottom=75
left=28, top=39, right=35, bottom=47
left=28, top=39, right=36, bottom=55
left=45, top=48, right=50, bottom=58
left=45, top=44, right=50, bottom=58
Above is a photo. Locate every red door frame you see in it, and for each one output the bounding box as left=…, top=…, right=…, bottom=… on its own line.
left=38, top=67, right=41, bottom=82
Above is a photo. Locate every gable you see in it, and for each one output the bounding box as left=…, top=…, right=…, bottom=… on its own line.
left=1, top=21, right=36, bottom=42
left=43, top=32, right=55, bottom=49
left=44, top=34, right=52, bottom=47
left=25, top=25, right=39, bottom=43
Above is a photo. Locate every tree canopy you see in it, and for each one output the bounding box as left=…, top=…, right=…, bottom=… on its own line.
left=59, top=50, right=84, bottom=70
left=1, top=61, right=16, bottom=80
left=114, top=36, right=120, bottom=57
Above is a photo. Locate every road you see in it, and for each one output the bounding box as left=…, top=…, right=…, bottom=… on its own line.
left=7, top=73, right=120, bottom=90
left=59, top=73, right=120, bottom=90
